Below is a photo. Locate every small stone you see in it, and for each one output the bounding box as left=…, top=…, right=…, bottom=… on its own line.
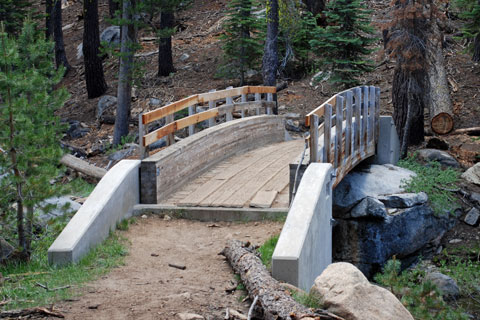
left=378, top=192, right=428, bottom=208
left=179, top=53, right=190, bottom=62
left=470, top=192, right=480, bottom=204
left=286, top=119, right=302, bottom=132
left=350, top=197, right=387, bottom=219
left=463, top=207, right=480, bottom=226
left=462, top=163, right=480, bottom=186
left=278, top=105, right=286, bottom=111
left=163, top=214, right=172, bottom=221
left=177, top=313, right=204, bottom=320
left=141, top=214, right=148, bottom=219
left=97, top=95, right=117, bottom=119
left=449, top=238, right=462, bottom=244
left=424, top=272, right=460, bottom=299
left=149, top=98, right=161, bottom=106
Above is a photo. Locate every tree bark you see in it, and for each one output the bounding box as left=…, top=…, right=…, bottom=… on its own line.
left=239, top=0, right=251, bottom=86
left=220, top=240, right=344, bottom=320
left=53, top=0, right=71, bottom=74
left=114, top=0, right=136, bottom=145
left=45, top=0, right=54, bottom=39
left=263, top=0, right=279, bottom=114
left=83, top=0, right=108, bottom=99
left=157, top=11, right=175, bottom=77
left=428, top=21, right=454, bottom=135
left=473, top=33, right=480, bottom=62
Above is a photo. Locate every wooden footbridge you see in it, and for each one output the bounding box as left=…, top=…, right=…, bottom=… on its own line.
left=138, top=85, right=380, bottom=213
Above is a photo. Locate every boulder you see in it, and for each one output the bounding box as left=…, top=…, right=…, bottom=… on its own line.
left=76, top=26, right=121, bottom=60
left=424, top=272, right=460, bottom=299
left=179, top=53, right=190, bottom=62
left=462, top=163, right=480, bottom=186
left=286, top=119, right=302, bottom=132
left=416, top=149, right=460, bottom=168
left=333, top=164, right=416, bottom=214
left=37, top=196, right=82, bottom=224
left=0, top=238, right=14, bottom=263
left=463, top=207, right=480, bottom=226
left=97, top=95, right=117, bottom=119
left=349, top=197, right=387, bottom=220
left=310, top=262, right=413, bottom=320
left=378, top=192, right=428, bottom=208
left=333, top=204, right=455, bottom=277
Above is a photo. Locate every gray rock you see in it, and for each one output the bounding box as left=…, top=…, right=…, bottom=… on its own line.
left=333, top=204, right=456, bottom=278
left=97, top=95, right=117, bottom=119
left=462, top=163, right=480, bottom=186
left=285, top=119, right=302, bottom=132
left=416, top=149, right=460, bottom=168
left=66, top=120, right=90, bottom=139
left=333, top=164, right=416, bottom=214
left=471, top=192, right=480, bottom=204
left=108, top=144, right=138, bottom=161
left=100, top=26, right=121, bottom=46
left=37, top=196, right=82, bottom=224
left=0, top=238, right=14, bottom=263
left=463, top=207, right=480, bottom=226
left=149, top=137, right=167, bottom=150
left=284, top=113, right=301, bottom=119
left=149, top=98, right=161, bottom=106
left=350, top=197, right=387, bottom=220
left=179, top=53, right=190, bottom=62
left=424, top=272, right=460, bottom=299
left=378, top=192, right=428, bottom=208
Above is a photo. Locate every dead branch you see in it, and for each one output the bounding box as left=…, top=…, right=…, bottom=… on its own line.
left=0, top=307, right=64, bottom=318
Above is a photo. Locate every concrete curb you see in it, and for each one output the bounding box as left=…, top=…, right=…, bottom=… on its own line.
left=48, top=160, right=141, bottom=266
left=272, top=163, right=333, bottom=291
left=133, top=205, right=287, bottom=222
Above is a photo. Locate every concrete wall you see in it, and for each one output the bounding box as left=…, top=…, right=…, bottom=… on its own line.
left=48, top=160, right=140, bottom=266
left=140, top=115, right=285, bottom=204
left=272, top=163, right=333, bottom=291
left=370, top=116, right=400, bottom=165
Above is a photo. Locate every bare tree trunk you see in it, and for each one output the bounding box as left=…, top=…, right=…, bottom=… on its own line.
left=83, top=0, right=108, bottom=99
left=114, top=0, right=136, bottom=145
left=473, top=33, right=480, bottom=62
left=239, top=0, right=251, bottom=86
left=428, top=22, right=454, bottom=134
left=45, top=0, right=54, bottom=39
left=53, top=0, right=71, bottom=74
left=157, top=11, right=175, bottom=77
left=263, top=0, right=279, bottom=114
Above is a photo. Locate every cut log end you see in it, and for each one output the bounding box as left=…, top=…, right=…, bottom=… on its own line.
left=431, top=112, right=454, bottom=135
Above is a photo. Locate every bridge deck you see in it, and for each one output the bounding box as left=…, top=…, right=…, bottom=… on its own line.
left=160, top=140, right=304, bottom=209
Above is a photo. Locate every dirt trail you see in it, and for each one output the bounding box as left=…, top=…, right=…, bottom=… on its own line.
left=56, top=217, right=283, bottom=320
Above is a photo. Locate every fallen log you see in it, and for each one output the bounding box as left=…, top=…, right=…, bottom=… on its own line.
left=60, top=154, right=107, bottom=180
left=0, top=307, right=64, bottom=318
left=220, top=240, right=344, bottom=320
left=452, top=127, right=480, bottom=136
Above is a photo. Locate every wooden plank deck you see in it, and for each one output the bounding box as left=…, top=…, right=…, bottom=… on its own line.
left=162, top=140, right=304, bottom=209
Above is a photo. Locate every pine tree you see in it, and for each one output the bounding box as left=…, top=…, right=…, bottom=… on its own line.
left=455, top=0, right=480, bottom=61
left=219, top=0, right=264, bottom=85
left=310, top=0, right=376, bottom=87
left=0, top=21, right=68, bottom=259
left=0, top=0, right=33, bottom=35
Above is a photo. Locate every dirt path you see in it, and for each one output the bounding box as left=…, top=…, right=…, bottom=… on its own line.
left=56, top=216, right=283, bottom=319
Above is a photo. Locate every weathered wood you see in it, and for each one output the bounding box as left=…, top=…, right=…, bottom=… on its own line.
left=166, top=113, right=175, bottom=146
left=354, top=88, right=362, bottom=154
left=188, top=105, right=196, bottom=136
left=310, top=115, right=320, bottom=162
left=375, top=87, right=381, bottom=145
left=345, top=91, right=353, bottom=161
left=368, top=86, right=375, bottom=143
left=208, top=89, right=217, bottom=127
left=324, top=104, right=332, bottom=163
left=226, top=86, right=234, bottom=121
left=60, top=154, right=107, bottom=180
left=362, top=86, right=369, bottom=154
left=220, top=240, right=344, bottom=320
left=255, top=93, right=261, bottom=115
left=241, top=93, right=247, bottom=118
left=266, top=93, right=273, bottom=115
left=142, top=95, right=199, bottom=125
left=249, top=190, right=278, bottom=208
left=335, top=96, right=344, bottom=168
left=139, top=113, right=148, bottom=159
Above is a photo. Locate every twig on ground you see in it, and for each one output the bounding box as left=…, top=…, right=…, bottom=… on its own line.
left=168, top=263, right=186, bottom=270
left=247, top=295, right=258, bottom=320
left=35, top=282, right=71, bottom=292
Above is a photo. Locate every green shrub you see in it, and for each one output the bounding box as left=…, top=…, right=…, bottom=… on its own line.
left=258, top=234, right=279, bottom=269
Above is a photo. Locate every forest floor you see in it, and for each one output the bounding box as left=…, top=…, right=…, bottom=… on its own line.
left=19, top=0, right=480, bottom=318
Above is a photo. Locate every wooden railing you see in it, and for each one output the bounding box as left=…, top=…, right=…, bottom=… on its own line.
left=139, top=86, right=277, bottom=159
left=306, top=86, right=380, bottom=187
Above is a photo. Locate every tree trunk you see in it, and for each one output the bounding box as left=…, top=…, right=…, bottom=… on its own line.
left=428, top=22, right=454, bottom=135
left=114, top=0, right=136, bottom=145
left=157, top=11, right=175, bottom=77
left=109, top=0, right=120, bottom=19
left=392, top=69, right=427, bottom=149
left=473, top=33, right=480, bottom=62
left=263, top=0, right=279, bottom=114
left=45, top=0, right=54, bottom=39
left=25, top=205, right=34, bottom=255
left=239, top=0, right=251, bottom=86
left=53, top=0, right=71, bottom=74
left=220, top=240, right=344, bottom=320
left=83, top=0, right=108, bottom=99
left=303, top=0, right=326, bottom=25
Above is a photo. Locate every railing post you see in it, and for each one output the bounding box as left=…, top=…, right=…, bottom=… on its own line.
left=362, top=86, right=369, bottom=155
left=267, top=93, right=273, bottom=115
left=310, top=114, right=320, bottom=163
left=335, top=96, right=344, bottom=169
left=375, top=87, right=381, bottom=145
left=226, top=86, right=234, bottom=122
left=369, top=86, right=375, bottom=144
left=241, top=93, right=247, bottom=118
left=354, top=87, right=362, bottom=154
left=345, top=91, right=353, bottom=163
left=324, top=103, right=332, bottom=164
left=166, top=113, right=175, bottom=146
left=138, top=112, right=148, bottom=160
left=188, top=104, right=196, bottom=136
left=208, top=89, right=216, bottom=127
left=255, top=93, right=261, bottom=115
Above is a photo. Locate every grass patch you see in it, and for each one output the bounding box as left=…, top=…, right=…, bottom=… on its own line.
left=374, top=258, right=469, bottom=319
left=291, top=291, right=323, bottom=309
left=258, top=234, right=279, bottom=270
left=0, top=217, right=128, bottom=310
left=397, top=154, right=460, bottom=215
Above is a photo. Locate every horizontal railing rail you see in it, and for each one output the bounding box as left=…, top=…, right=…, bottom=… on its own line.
left=306, top=86, right=380, bottom=187
left=139, top=86, right=277, bottom=159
